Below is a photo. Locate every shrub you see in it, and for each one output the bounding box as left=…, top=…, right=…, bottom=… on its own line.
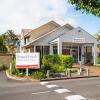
left=13, top=68, right=25, bottom=77
left=32, top=71, right=46, bottom=79
left=96, top=57, right=100, bottom=64
left=51, top=64, right=65, bottom=73
left=11, top=56, right=26, bottom=77
left=16, top=72, right=25, bottom=77
left=41, top=54, right=74, bottom=74
left=0, top=64, right=8, bottom=71
left=70, top=69, right=78, bottom=73
left=59, top=55, right=74, bottom=69
left=41, top=54, right=60, bottom=71
left=42, top=55, right=52, bottom=70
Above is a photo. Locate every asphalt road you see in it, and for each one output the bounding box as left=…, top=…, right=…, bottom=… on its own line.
left=0, top=71, right=100, bottom=100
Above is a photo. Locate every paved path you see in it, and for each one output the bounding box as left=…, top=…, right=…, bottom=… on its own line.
left=73, top=64, right=100, bottom=76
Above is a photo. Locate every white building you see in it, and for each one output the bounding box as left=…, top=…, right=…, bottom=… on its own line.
left=20, top=21, right=99, bottom=65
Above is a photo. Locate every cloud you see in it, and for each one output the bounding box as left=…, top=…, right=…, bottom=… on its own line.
left=0, top=0, right=77, bottom=34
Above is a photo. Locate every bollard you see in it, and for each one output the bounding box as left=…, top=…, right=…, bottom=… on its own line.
left=46, top=70, right=50, bottom=79
left=69, top=69, right=71, bottom=77
left=87, top=68, right=89, bottom=76
left=65, top=70, right=68, bottom=77
left=79, top=61, right=82, bottom=75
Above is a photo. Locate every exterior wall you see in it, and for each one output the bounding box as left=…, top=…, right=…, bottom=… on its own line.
left=59, top=27, right=97, bottom=44
left=0, top=53, right=13, bottom=65
left=31, top=26, right=71, bottom=46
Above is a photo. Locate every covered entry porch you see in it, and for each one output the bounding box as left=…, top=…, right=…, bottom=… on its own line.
left=50, top=41, right=97, bottom=65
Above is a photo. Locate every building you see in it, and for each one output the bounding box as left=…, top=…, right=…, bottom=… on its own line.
left=20, top=21, right=99, bottom=65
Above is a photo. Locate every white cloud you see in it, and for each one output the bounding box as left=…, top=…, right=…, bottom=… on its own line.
left=0, top=0, right=77, bottom=34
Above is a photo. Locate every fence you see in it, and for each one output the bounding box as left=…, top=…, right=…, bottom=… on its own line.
left=0, top=53, right=13, bottom=65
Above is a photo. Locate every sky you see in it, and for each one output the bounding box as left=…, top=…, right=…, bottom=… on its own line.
left=0, top=0, right=100, bottom=35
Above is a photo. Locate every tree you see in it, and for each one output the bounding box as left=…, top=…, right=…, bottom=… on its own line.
left=0, top=35, right=8, bottom=53
left=68, top=0, right=100, bottom=17
left=95, top=30, right=100, bottom=40
left=2, top=30, right=19, bottom=53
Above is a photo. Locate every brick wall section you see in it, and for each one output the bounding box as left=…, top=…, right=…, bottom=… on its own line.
left=0, top=53, right=13, bottom=65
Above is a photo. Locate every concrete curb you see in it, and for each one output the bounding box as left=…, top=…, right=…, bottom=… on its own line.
left=6, top=70, right=99, bottom=82
left=6, top=70, right=39, bottom=82
left=40, top=75, right=99, bottom=81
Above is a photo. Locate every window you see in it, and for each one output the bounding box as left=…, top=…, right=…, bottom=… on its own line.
left=36, top=46, right=50, bottom=57
left=43, top=46, right=49, bottom=55
left=53, top=46, right=57, bottom=54
left=24, top=37, right=30, bottom=44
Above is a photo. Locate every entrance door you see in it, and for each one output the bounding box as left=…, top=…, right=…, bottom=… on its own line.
left=71, top=47, right=78, bottom=63
left=84, top=46, right=92, bottom=65
left=62, top=49, right=70, bottom=55
left=62, top=46, right=78, bottom=63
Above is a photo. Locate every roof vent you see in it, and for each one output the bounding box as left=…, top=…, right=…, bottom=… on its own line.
left=78, top=30, right=81, bottom=32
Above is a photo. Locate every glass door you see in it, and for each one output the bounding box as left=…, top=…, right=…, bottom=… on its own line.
left=84, top=46, right=92, bottom=65
left=71, top=46, right=78, bottom=63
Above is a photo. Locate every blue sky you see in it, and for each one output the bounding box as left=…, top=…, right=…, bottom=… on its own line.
left=0, top=0, right=100, bottom=35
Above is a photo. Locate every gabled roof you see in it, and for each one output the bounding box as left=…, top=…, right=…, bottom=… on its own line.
left=57, top=27, right=98, bottom=43
left=22, top=23, right=74, bottom=47
left=65, top=24, right=74, bottom=30
left=21, top=29, right=32, bottom=36
left=16, top=35, right=21, bottom=40
left=24, top=21, right=61, bottom=40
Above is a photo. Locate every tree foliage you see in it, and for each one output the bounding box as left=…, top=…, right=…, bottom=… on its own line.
left=68, top=0, right=100, bottom=17
left=95, top=30, right=100, bottom=40
left=2, top=30, right=19, bottom=53
left=0, top=35, right=8, bottom=53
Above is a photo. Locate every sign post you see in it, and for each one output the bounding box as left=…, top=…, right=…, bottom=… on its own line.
left=26, top=68, right=29, bottom=76
left=10, top=62, right=12, bottom=75
left=16, top=53, right=40, bottom=76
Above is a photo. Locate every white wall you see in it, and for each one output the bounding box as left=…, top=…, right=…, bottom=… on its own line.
left=59, top=27, right=98, bottom=44
left=32, top=26, right=71, bottom=46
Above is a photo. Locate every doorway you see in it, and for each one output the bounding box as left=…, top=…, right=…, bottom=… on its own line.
left=84, top=46, right=92, bottom=65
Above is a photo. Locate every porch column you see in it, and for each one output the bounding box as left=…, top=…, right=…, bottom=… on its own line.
left=50, top=44, right=53, bottom=54
left=78, top=45, right=80, bottom=63
left=28, top=49, right=30, bottom=53
left=34, top=46, right=36, bottom=52
left=58, top=40, right=62, bottom=55
left=93, top=44, right=97, bottom=65
left=81, top=45, right=84, bottom=64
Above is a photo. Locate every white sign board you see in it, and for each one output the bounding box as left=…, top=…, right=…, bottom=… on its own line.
left=16, top=53, right=40, bottom=69
left=73, top=38, right=85, bottom=43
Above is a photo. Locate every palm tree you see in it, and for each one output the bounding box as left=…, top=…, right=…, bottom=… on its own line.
left=2, top=30, right=19, bottom=53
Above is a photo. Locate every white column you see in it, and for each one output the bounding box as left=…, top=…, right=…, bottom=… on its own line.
left=93, top=44, right=97, bottom=65
left=50, top=44, right=53, bottom=54
left=78, top=45, right=80, bottom=63
left=58, top=40, right=62, bottom=55
left=28, top=48, right=30, bottom=53
left=70, top=47, right=72, bottom=56
left=34, top=46, right=36, bottom=52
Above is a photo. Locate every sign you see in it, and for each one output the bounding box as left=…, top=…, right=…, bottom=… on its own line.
left=73, top=38, right=85, bottom=43
left=16, top=53, right=40, bottom=69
